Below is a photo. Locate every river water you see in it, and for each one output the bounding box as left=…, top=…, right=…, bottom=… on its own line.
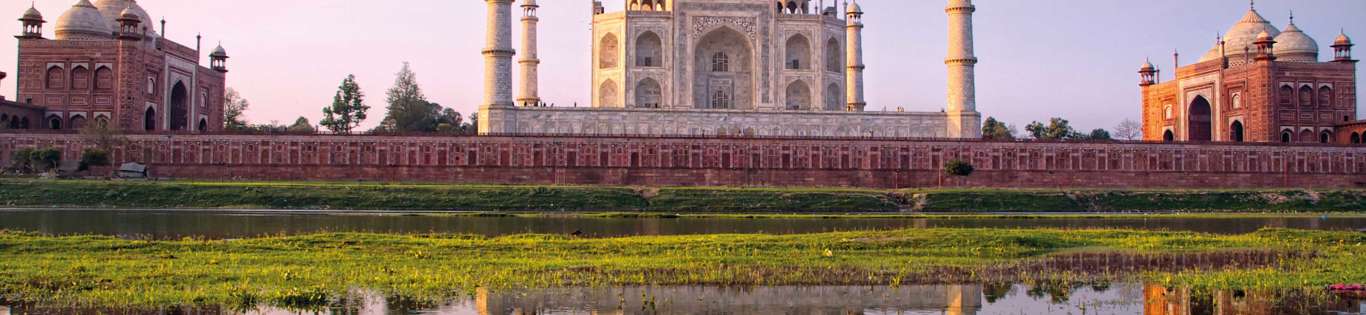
left=2, top=283, right=1362, bottom=314
left=0, top=209, right=1362, bottom=239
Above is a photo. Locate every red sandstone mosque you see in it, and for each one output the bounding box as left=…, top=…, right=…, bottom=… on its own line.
left=1139, top=4, right=1363, bottom=145
left=0, top=0, right=228, bottom=133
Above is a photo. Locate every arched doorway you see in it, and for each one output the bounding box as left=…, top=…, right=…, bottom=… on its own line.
left=1162, top=130, right=1174, bottom=142
left=784, top=34, right=810, bottom=70
left=198, top=118, right=208, bottom=132
left=69, top=115, right=87, bottom=130
left=1230, top=121, right=1244, bottom=142
left=784, top=80, right=811, bottom=110
left=635, top=32, right=662, bottom=67
left=694, top=27, right=753, bottom=110
left=144, top=107, right=157, bottom=131
left=1281, top=130, right=1293, bottom=143
left=19, top=117, right=28, bottom=129
left=1299, top=130, right=1315, bottom=143
left=170, top=82, right=189, bottom=131
left=1350, top=132, right=1360, bottom=144
left=634, top=78, right=661, bottom=108
left=48, top=116, right=62, bottom=130
left=1187, top=96, right=1212, bottom=142
left=1320, top=131, right=1332, bottom=144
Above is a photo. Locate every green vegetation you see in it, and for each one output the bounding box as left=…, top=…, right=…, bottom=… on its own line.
left=0, top=179, right=1363, bottom=212
left=0, top=228, right=1360, bottom=309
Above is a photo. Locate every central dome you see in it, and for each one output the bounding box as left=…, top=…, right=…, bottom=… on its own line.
left=54, top=0, right=112, bottom=40
left=1198, top=8, right=1280, bottom=62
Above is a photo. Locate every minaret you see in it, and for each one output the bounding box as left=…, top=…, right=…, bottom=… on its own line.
left=18, top=4, right=44, bottom=39
left=945, top=0, right=981, bottom=138
left=845, top=1, right=865, bottom=112
left=517, top=0, right=541, bottom=106
left=481, top=0, right=516, bottom=133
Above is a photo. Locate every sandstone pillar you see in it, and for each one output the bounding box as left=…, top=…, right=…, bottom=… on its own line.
left=517, top=0, right=541, bottom=106
left=481, top=0, right=516, bottom=134
left=845, top=1, right=865, bottom=112
left=945, top=0, right=981, bottom=138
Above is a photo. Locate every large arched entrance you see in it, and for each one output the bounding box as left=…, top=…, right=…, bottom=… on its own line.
left=170, top=82, right=189, bottom=131
left=1187, top=96, right=1212, bottom=142
left=693, top=27, right=753, bottom=110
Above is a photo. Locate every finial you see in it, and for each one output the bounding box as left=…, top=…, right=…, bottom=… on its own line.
left=1250, top=0, right=1255, bottom=10
left=1289, top=10, right=1294, bottom=25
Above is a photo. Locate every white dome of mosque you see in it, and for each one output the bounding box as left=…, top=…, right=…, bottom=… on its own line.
left=1274, top=22, right=1319, bottom=62
left=54, top=0, right=112, bottom=40
left=1199, top=8, right=1280, bottom=62
left=95, top=0, right=156, bottom=38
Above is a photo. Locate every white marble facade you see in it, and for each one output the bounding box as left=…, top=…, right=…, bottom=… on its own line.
left=481, top=0, right=982, bottom=138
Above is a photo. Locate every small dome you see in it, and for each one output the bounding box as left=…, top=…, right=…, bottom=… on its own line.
left=54, top=0, right=113, bottom=40
left=847, top=0, right=862, bottom=14
left=1140, top=59, right=1156, bottom=71
left=1274, top=23, right=1319, bottom=62
left=210, top=44, right=228, bottom=57
left=118, top=7, right=139, bottom=21
left=1199, top=8, right=1280, bottom=62
left=21, top=6, right=43, bottom=21
left=1336, top=32, right=1353, bottom=46
left=523, top=0, right=538, bottom=7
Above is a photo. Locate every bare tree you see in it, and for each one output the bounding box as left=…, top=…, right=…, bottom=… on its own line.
left=1114, top=119, right=1142, bottom=140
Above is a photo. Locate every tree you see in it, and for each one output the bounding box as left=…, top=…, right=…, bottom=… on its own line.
left=223, top=88, right=251, bottom=131
left=464, top=112, right=480, bottom=134
left=288, top=117, right=315, bottom=133
left=944, top=159, right=975, bottom=177
left=435, top=108, right=464, bottom=133
left=1086, top=128, right=1112, bottom=140
left=1114, top=119, right=1142, bottom=140
left=981, top=117, right=1016, bottom=140
left=1025, top=118, right=1079, bottom=140
left=320, top=74, right=369, bottom=134
left=380, top=63, right=441, bottom=132
left=79, top=121, right=125, bottom=152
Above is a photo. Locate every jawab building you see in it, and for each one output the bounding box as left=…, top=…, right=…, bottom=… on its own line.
left=5, top=0, right=229, bottom=133
left=1139, top=5, right=1362, bottom=144
left=479, top=0, right=984, bottom=139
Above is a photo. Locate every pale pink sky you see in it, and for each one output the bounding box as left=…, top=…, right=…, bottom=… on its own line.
left=2, top=0, right=1363, bottom=131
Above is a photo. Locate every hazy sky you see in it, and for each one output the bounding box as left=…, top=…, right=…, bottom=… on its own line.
left=2, top=0, right=1363, bottom=131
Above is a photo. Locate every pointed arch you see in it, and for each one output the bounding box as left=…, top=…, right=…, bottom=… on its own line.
left=635, top=31, right=663, bottom=67
left=599, top=79, right=619, bottom=107
left=1187, top=96, right=1212, bottom=142
left=693, top=26, right=753, bottom=110
left=144, top=106, right=157, bottom=131
left=46, top=66, right=65, bottom=89
left=1298, top=85, right=1314, bottom=107
left=785, top=34, right=811, bottom=70
left=1230, top=120, right=1244, bottom=142
left=70, top=66, right=90, bottom=90
left=1278, top=85, right=1294, bottom=106
left=599, top=33, right=619, bottom=69
left=1320, top=130, right=1333, bottom=144
left=824, top=83, right=842, bottom=111
left=69, top=114, right=87, bottom=130
left=634, top=78, right=662, bottom=108
left=785, top=80, right=811, bottom=110
left=170, top=81, right=190, bottom=131
left=95, top=66, right=114, bottom=90
left=824, top=38, right=842, bottom=73
left=1318, top=86, right=1333, bottom=107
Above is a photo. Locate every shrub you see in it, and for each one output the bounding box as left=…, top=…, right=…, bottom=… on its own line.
left=28, top=148, right=61, bottom=172
left=944, top=159, right=975, bottom=177
left=9, top=148, right=34, bottom=172
left=80, top=149, right=110, bottom=171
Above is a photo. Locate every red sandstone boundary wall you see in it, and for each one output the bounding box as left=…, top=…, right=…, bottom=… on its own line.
left=2, top=133, right=1364, bottom=189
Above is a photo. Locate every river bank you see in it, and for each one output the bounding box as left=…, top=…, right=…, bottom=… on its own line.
left=0, top=228, right=1361, bottom=309
left=1, top=179, right=1363, bottom=212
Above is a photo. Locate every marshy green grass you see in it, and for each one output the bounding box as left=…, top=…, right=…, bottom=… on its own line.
left=1, top=178, right=1363, bottom=212
left=0, top=228, right=1361, bottom=309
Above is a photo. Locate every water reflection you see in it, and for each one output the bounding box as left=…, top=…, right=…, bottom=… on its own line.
left=3, top=284, right=1359, bottom=314
left=227, top=284, right=1358, bottom=315
left=0, top=210, right=1362, bottom=240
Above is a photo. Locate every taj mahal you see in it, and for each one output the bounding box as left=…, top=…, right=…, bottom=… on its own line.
left=478, top=0, right=984, bottom=139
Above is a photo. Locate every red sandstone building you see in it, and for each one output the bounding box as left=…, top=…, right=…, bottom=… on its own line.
left=1139, top=6, right=1361, bottom=145
left=2, top=0, right=228, bottom=132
